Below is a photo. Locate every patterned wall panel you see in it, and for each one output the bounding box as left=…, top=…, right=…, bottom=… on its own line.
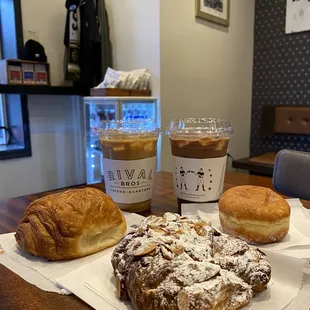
left=251, top=0, right=310, bottom=156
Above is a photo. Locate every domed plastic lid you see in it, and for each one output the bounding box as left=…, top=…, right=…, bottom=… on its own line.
left=98, top=119, right=160, bottom=138
left=166, top=118, right=233, bottom=138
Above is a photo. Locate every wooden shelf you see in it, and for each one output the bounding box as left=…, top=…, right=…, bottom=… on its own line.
left=232, top=157, right=274, bottom=177
left=90, top=88, right=151, bottom=97
left=0, top=84, right=89, bottom=96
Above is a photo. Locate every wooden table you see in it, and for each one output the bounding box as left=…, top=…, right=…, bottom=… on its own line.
left=232, top=153, right=276, bottom=177
left=0, top=171, right=308, bottom=309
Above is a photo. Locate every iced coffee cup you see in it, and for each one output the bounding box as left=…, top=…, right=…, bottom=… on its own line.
left=166, top=118, right=233, bottom=207
left=99, top=120, right=160, bottom=212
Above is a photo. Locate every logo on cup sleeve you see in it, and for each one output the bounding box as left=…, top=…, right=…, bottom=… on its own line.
left=108, top=169, right=153, bottom=187
left=176, top=167, right=210, bottom=192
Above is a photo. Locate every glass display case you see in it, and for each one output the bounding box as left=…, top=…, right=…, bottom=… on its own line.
left=84, top=96, right=160, bottom=184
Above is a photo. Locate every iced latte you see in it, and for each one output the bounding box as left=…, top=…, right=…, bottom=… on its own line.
left=99, top=120, right=159, bottom=212
left=166, top=118, right=233, bottom=207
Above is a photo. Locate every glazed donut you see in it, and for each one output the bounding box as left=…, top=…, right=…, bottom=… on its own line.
left=219, top=186, right=290, bottom=244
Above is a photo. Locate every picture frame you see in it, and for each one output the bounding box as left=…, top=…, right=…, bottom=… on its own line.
left=195, top=0, right=230, bottom=27
left=285, top=0, right=310, bottom=34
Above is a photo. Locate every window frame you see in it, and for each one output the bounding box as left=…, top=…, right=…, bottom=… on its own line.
left=0, top=20, right=5, bottom=145
left=0, top=0, right=32, bottom=160
left=0, top=95, right=7, bottom=145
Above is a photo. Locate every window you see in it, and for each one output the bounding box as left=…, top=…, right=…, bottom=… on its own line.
left=0, top=0, right=32, bottom=159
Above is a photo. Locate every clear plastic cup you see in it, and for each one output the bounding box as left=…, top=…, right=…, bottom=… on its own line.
left=166, top=118, right=233, bottom=207
left=99, top=119, right=160, bottom=212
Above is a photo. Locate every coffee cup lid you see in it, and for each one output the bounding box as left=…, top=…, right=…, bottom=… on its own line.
left=98, top=119, right=160, bottom=137
left=166, top=118, right=233, bottom=138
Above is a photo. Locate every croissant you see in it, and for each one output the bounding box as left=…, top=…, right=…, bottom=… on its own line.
left=15, top=188, right=126, bottom=260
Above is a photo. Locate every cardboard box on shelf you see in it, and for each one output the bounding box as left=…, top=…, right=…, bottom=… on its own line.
left=22, top=63, right=35, bottom=84
left=34, top=63, right=49, bottom=85
left=0, top=60, right=23, bottom=84
left=0, top=59, right=50, bottom=86
left=7, top=65, right=23, bottom=84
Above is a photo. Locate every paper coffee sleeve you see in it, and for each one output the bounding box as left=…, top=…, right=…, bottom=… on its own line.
left=103, top=157, right=157, bottom=203
left=172, top=156, right=227, bottom=202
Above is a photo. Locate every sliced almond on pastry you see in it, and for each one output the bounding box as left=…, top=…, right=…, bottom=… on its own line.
left=152, top=227, right=167, bottom=234
left=163, top=213, right=180, bottom=222
left=116, top=276, right=122, bottom=299
left=161, top=245, right=174, bottom=260
left=177, top=290, right=190, bottom=310
left=134, top=241, right=157, bottom=256
left=147, top=216, right=167, bottom=228
left=170, top=244, right=184, bottom=255
left=194, top=225, right=206, bottom=237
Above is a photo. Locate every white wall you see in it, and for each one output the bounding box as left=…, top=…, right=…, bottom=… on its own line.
left=0, top=0, right=255, bottom=198
left=0, top=96, right=85, bottom=200
left=0, top=1, right=85, bottom=199
left=105, top=0, right=161, bottom=168
left=21, top=0, right=68, bottom=86
left=104, top=0, right=254, bottom=171
left=105, top=0, right=161, bottom=98
left=160, top=0, right=255, bottom=171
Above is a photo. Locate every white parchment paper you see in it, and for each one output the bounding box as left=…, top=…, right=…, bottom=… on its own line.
left=1, top=200, right=309, bottom=309
left=56, top=249, right=307, bottom=310
left=182, top=199, right=310, bottom=256
left=0, top=212, right=144, bottom=294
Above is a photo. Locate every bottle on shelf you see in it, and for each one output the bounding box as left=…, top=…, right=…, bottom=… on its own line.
left=127, top=105, right=133, bottom=120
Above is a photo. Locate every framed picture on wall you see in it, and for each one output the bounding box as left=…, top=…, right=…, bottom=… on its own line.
left=285, top=0, right=310, bottom=34
left=195, top=0, right=230, bottom=27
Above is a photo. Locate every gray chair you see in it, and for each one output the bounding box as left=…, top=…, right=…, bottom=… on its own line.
left=273, top=149, right=310, bottom=200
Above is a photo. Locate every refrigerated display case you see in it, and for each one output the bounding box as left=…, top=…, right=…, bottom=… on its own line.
left=84, top=96, right=160, bottom=184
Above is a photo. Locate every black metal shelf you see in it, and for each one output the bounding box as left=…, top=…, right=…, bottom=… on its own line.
left=0, top=84, right=89, bottom=96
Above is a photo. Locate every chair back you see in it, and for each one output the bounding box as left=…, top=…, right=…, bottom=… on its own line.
left=273, top=149, right=310, bottom=200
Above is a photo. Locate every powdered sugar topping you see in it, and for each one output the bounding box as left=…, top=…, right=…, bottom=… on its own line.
left=111, top=212, right=272, bottom=309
